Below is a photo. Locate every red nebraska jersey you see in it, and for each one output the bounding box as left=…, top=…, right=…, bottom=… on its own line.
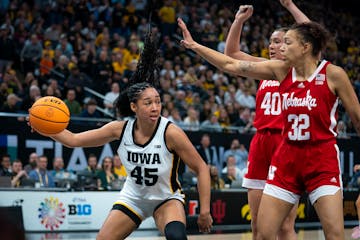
left=279, top=60, right=339, bottom=143
left=253, top=80, right=283, bottom=131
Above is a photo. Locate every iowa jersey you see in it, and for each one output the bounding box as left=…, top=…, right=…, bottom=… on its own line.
left=279, top=60, right=339, bottom=143
left=117, top=116, right=183, bottom=200
left=253, top=80, right=283, bottom=131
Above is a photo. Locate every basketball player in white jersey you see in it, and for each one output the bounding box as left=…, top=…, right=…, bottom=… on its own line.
left=29, top=31, right=213, bottom=239
left=179, top=17, right=360, bottom=240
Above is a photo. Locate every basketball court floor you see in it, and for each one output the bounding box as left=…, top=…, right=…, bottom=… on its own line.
left=25, top=227, right=356, bottom=240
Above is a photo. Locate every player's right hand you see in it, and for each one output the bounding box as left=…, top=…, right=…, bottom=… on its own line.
left=235, top=5, right=253, bottom=23
left=197, top=212, right=213, bottom=233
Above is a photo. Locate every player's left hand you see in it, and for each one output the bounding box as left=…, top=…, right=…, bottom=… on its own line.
left=197, top=212, right=213, bottom=233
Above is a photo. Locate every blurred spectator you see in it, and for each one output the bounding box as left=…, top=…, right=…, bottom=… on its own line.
left=160, top=60, right=175, bottom=79
left=210, top=165, right=225, bottom=190
left=234, top=107, right=252, bottom=129
left=127, top=40, right=140, bottom=63
left=158, top=0, right=176, bottom=37
left=337, top=120, right=350, bottom=139
left=222, top=165, right=243, bottom=187
left=167, top=108, right=184, bottom=127
left=39, top=51, right=54, bottom=79
left=223, top=138, right=248, bottom=170
left=21, top=72, right=37, bottom=96
left=173, top=89, right=189, bottom=119
left=46, top=78, right=62, bottom=98
left=97, top=156, right=118, bottom=190
left=0, top=23, right=16, bottom=74
left=77, top=50, right=93, bottom=77
left=196, top=133, right=214, bottom=165
left=29, top=155, right=55, bottom=188
left=10, top=159, right=29, bottom=187
left=24, top=152, right=38, bottom=174
left=237, top=88, right=256, bottom=110
left=0, top=153, right=12, bottom=176
left=55, top=34, right=73, bottom=59
left=200, top=114, right=222, bottom=132
left=20, top=34, right=42, bottom=75
left=1, top=93, right=22, bottom=113
left=51, top=55, right=70, bottom=89
left=103, top=82, right=120, bottom=117
left=113, top=154, right=127, bottom=180
left=160, top=35, right=176, bottom=60
left=44, top=23, right=61, bottom=44
left=21, top=85, right=41, bottom=112
left=122, top=59, right=137, bottom=87
left=183, top=106, right=200, bottom=131
left=2, top=69, right=23, bottom=95
left=63, top=88, right=82, bottom=115
left=222, top=154, right=246, bottom=183
left=94, top=49, right=112, bottom=94
left=78, top=98, right=103, bottom=126
left=65, top=64, right=92, bottom=101
left=81, top=153, right=99, bottom=175
left=50, top=156, right=76, bottom=184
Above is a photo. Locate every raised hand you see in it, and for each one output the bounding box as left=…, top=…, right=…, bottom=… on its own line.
left=177, top=18, right=196, bottom=49
left=279, top=0, right=294, bottom=8
left=234, top=5, right=253, bottom=23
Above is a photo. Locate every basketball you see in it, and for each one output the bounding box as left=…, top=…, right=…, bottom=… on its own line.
left=29, top=96, right=70, bottom=135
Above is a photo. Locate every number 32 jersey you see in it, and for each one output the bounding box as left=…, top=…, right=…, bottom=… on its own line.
left=117, top=116, right=183, bottom=200
left=279, top=60, right=339, bottom=143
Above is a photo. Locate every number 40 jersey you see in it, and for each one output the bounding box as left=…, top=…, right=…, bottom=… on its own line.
left=279, top=60, right=339, bottom=143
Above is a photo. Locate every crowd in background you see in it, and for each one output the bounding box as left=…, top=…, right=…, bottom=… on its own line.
left=1, top=0, right=359, bottom=135
left=0, top=0, right=359, bottom=188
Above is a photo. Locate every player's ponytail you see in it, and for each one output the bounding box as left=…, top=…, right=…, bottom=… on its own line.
left=114, top=20, right=160, bottom=119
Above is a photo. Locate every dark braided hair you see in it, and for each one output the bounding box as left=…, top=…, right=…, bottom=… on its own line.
left=114, top=29, right=161, bottom=118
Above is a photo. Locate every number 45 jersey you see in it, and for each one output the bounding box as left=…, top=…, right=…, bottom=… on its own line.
left=117, top=116, right=184, bottom=200
left=279, top=60, right=339, bottom=143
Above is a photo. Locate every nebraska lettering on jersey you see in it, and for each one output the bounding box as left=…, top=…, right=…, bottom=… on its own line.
left=253, top=80, right=283, bottom=130
left=127, top=151, right=161, bottom=165
left=282, top=90, right=317, bottom=111
left=279, top=60, right=339, bottom=142
left=259, top=80, right=280, bottom=90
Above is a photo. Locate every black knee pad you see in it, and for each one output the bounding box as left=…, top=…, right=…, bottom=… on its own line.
left=164, top=221, right=187, bottom=240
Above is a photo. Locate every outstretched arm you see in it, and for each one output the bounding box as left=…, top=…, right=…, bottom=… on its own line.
left=225, top=5, right=264, bottom=62
left=178, top=18, right=285, bottom=81
left=166, top=124, right=213, bottom=233
left=280, top=0, right=310, bottom=23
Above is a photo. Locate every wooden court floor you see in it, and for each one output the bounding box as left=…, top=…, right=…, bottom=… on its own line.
left=25, top=228, right=355, bottom=240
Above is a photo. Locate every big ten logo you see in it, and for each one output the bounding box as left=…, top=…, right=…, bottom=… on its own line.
left=188, top=200, right=198, bottom=216
left=211, top=199, right=226, bottom=224
left=68, top=204, right=92, bottom=216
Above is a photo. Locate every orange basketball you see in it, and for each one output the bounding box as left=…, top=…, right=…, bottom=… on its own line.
left=29, top=96, right=70, bottom=135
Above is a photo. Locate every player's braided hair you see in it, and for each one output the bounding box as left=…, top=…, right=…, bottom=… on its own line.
left=114, top=26, right=160, bottom=118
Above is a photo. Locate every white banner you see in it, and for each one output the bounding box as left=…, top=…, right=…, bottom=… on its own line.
left=0, top=190, right=156, bottom=231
